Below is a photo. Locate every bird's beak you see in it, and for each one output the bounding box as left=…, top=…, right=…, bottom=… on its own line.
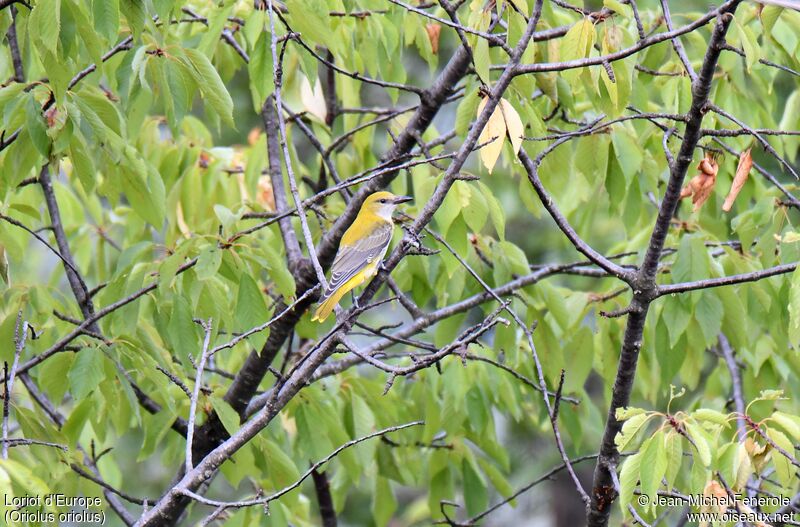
left=392, top=195, right=413, bottom=204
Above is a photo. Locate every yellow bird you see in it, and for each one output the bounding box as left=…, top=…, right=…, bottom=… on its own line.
left=312, top=191, right=412, bottom=322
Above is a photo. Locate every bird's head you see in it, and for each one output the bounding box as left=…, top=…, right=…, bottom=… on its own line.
left=362, top=191, right=413, bottom=221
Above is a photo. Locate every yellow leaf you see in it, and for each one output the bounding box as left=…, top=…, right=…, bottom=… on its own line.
left=0, top=245, right=7, bottom=285
left=499, top=98, right=524, bottom=155
left=175, top=201, right=191, bottom=239
left=300, top=75, right=327, bottom=123
left=477, top=96, right=506, bottom=174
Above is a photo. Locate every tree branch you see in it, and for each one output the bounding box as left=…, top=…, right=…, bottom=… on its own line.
left=5, top=5, right=24, bottom=82
left=267, top=3, right=328, bottom=288
left=588, top=4, right=742, bottom=526
left=2, top=312, right=27, bottom=459
left=656, top=262, right=796, bottom=296
left=311, top=469, right=337, bottom=527
left=518, top=145, right=633, bottom=283
left=262, top=96, right=305, bottom=270
left=718, top=334, right=746, bottom=441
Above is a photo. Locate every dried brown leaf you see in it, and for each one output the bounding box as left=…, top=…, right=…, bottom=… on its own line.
left=680, top=153, right=718, bottom=212
left=425, top=23, right=441, bottom=54
left=722, top=148, right=752, bottom=212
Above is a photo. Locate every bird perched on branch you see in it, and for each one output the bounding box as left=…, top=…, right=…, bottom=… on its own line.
left=311, top=191, right=412, bottom=322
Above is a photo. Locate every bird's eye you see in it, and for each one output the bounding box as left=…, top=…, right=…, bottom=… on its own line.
left=379, top=199, right=386, bottom=203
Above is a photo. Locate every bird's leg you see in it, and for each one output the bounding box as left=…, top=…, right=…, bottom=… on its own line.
left=378, top=260, right=388, bottom=273
left=351, top=291, right=360, bottom=309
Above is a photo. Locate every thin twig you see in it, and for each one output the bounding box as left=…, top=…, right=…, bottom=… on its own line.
left=2, top=312, right=28, bottom=459
left=267, top=1, right=328, bottom=288
left=186, top=319, right=213, bottom=473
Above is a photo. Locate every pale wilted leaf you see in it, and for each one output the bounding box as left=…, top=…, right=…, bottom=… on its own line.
left=0, top=246, right=7, bottom=286
left=744, top=437, right=771, bottom=474
left=300, top=75, right=327, bottom=123
left=257, top=176, right=275, bottom=211
left=701, top=480, right=729, bottom=516
left=477, top=96, right=526, bottom=173
left=722, top=148, right=752, bottom=212
left=477, top=96, right=506, bottom=174
left=176, top=201, right=191, bottom=239
left=235, top=173, right=250, bottom=202
left=499, top=98, right=524, bottom=155
left=425, top=23, right=441, bottom=54
left=734, top=442, right=753, bottom=491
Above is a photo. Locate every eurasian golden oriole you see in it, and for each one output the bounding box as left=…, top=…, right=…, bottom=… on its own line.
left=311, top=191, right=412, bottom=322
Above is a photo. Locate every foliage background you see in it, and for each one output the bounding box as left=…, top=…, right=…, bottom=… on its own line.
left=0, top=0, right=799, bottom=526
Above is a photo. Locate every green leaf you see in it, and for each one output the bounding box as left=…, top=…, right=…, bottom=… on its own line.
left=197, top=3, right=236, bottom=57
left=30, top=0, right=62, bottom=54
left=618, top=452, right=641, bottom=517
left=477, top=181, right=505, bottom=240
left=672, top=235, right=709, bottom=283
left=65, top=0, right=103, bottom=67
left=663, top=431, right=683, bottom=490
left=694, top=293, right=723, bottom=346
left=180, top=48, right=234, bottom=126
left=372, top=477, right=397, bottom=527
left=69, top=129, right=97, bottom=192
left=473, top=38, right=490, bottom=85
left=766, top=427, right=794, bottom=487
left=733, top=17, right=759, bottom=73
left=462, top=457, right=488, bottom=517
left=92, top=0, right=119, bottom=42
left=62, top=397, right=93, bottom=446
left=68, top=347, right=107, bottom=400
left=771, top=411, right=800, bottom=442
left=692, top=408, right=731, bottom=428
left=195, top=245, right=223, bottom=281
left=760, top=5, right=783, bottom=36
left=616, top=407, right=646, bottom=421
left=615, top=412, right=651, bottom=451
left=0, top=459, right=52, bottom=500
left=258, top=439, right=301, bottom=487
left=476, top=456, right=514, bottom=500
left=788, top=265, right=800, bottom=348
left=247, top=31, right=274, bottom=112
left=560, top=18, right=594, bottom=81
left=120, top=149, right=166, bottom=227
left=285, top=0, right=336, bottom=53
left=210, top=396, right=241, bottom=435
left=456, top=88, right=480, bottom=138
left=120, top=0, right=145, bottom=37
left=610, top=127, right=643, bottom=183
left=639, top=432, right=667, bottom=507
left=461, top=185, right=488, bottom=233
left=684, top=420, right=712, bottom=466
left=38, top=352, right=75, bottom=403
left=167, top=295, right=199, bottom=365
left=24, top=95, right=49, bottom=157
left=213, top=204, right=241, bottom=232
left=234, top=273, right=270, bottom=349
left=261, top=230, right=296, bottom=300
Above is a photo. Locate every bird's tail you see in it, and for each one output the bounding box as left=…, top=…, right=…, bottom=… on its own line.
left=311, top=286, right=348, bottom=322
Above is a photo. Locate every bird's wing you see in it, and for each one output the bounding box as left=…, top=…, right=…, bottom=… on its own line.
left=322, top=222, right=392, bottom=301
